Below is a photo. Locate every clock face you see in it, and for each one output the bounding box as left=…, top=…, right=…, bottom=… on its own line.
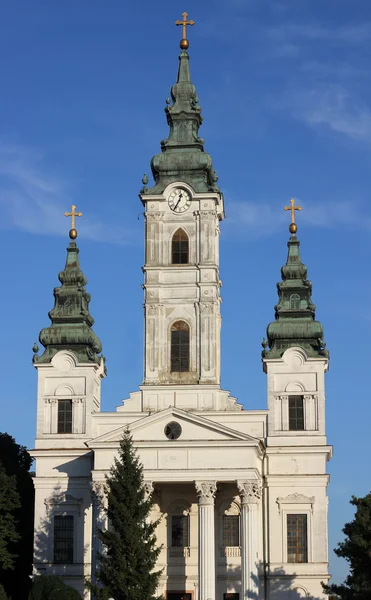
left=168, top=188, right=192, bottom=213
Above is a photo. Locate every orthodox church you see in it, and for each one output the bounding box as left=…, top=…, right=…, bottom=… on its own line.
left=32, top=16, right=332, bottom=600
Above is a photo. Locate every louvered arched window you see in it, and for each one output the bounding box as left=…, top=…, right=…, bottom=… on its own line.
left=171, top=321, right=190, bottom=372
left=171, top=229, right=189, bottom=264
left=290, top=294, right=300, bottom=310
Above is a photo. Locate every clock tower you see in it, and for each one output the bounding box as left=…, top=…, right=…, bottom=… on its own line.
left=136, top=32, right=234, bottom=411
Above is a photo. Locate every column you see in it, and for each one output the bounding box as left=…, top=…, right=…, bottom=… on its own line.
left=237, top=481, right=262, bottom=600
left=195, top=481, right=217, bottom=600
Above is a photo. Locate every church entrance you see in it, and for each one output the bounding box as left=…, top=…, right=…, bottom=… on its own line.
left=167, top=594, right=192, bottom=600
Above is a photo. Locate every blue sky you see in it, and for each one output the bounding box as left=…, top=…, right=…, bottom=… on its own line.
left=1, top=0, right=371, bottom=584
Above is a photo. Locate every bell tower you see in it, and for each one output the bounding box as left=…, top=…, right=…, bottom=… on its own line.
left=140, top=22, right=225, bottom=390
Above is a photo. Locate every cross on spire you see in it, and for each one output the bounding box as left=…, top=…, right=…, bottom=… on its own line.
left=284, top=198, right=302, bottom=234
left=175, top=12, right=195, bottom=49
left=65, top=204, right=82, bottom=240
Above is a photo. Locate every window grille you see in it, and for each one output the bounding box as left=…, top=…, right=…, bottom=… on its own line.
left=172, top=229, right=189, bottom=264
left=289, top=395, right=304, bottom=431
left=171, top=515, right=189, bottom=547
left=287, top=514, right=308, bottom=563
left=57, top=400, right=72, bottom=434
left=171, top=321, right=190, bottom=372
left=54, top=515, right=74, bottom=564
left=222, top=515, right=240, bottom=547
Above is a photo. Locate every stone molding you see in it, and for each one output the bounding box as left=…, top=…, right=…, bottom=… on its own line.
left=44, top=492, right=83, bottom=516
left=276, top=492, right=315, bottom=514
left=195, top=481, right=217, bottom=505
left=237, top=480, right=262, bottom=505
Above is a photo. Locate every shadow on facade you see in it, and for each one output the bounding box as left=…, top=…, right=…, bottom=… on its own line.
left=217, top=562, right=324, bottom=600
left=33, top=472, right=91, bottom=596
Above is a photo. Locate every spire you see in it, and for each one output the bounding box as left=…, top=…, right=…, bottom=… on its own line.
left=262, top=206, right=329, bottom=360
left=143, top=14, right=219, bottom=195
left=33, top=217, right=103, bottom=365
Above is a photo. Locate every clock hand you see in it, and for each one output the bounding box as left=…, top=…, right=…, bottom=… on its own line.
left=174, top=192, right=183, bottom=211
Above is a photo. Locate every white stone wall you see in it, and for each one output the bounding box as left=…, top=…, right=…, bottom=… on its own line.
left=142, top=182, right=224, bottom=386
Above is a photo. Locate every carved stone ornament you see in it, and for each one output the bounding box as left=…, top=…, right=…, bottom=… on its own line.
left=195, top=481, right=217, bottom=505
left=143, top=481, right=154, bottom=501
left=237, top=481, right=262, bottom=505
left=146, top=212, right=165, bottom=221
left=276, top=492, right=315, bottom=514
left=200, top=302, right=213, bottom=315
left=147, top=304, right=159, bottom=316
left=89, top=481, right=108, bottom=509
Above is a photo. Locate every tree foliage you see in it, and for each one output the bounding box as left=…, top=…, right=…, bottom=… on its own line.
left=87, top=429, right=163, bottom=600
left=0, top=433, right=34, bottom=599
left=0, top=466, right=20, bottom=573
left=0, top=584, right=9, bottom=600
left=29, top=575, right=81, bottom=600
left=324, top=492, right=371, bottom=599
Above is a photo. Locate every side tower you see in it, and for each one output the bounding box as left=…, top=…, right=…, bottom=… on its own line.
left=32, top=220, right=105, bottom=595
left=262, top=207, right=331, bottom=599
left=137, top=29, right=229, bottom=410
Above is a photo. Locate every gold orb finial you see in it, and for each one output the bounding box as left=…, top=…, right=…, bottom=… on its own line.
left=175, top=12, right=195, bottom=48
left=65, top=204, right=82, bottom=240
left=284, top=198, right=302, bottom=235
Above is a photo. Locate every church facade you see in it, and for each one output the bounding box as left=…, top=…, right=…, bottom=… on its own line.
left=32, top=29, right=332, bottom=600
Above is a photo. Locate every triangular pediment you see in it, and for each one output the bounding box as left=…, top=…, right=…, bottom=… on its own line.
left=88, top=407, right=260, bottom=446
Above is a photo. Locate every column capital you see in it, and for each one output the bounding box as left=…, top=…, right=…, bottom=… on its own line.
left=143, top=481, right=154, bottom=501
left=237, top=480, right=262, bottom=505
left=195, top=481, right=217, bottom=505
left=89, top=481, right=107, bottom=508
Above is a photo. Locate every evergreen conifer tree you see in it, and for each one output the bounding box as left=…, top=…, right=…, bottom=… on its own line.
left=324, top=492, right=371, bottom=599
left=87, top=429, right=163, bottom=600
left=0, top=465, right=20, bottom=575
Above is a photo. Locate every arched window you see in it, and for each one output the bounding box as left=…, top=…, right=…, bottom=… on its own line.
left=290, top=294, right=300, bottom=310
left=171, top=321, right=189, bottom=372
left=172, top=229, right=189, bottom=264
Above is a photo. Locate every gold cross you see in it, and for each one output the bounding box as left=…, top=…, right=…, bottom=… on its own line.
left=65, top=204, right=82, bottom=239
left=175, top=12, right=195, bottom=40
left=284, top=198, right=302, bottom=224
left=284, top=198, right=302, bottom=234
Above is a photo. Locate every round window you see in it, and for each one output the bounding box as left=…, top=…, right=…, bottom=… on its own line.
left=164, top=421, right=182, bottom=440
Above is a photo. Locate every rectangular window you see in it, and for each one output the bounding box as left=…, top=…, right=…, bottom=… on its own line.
left=224, top=594, right=239, bottom=600
left=57, top=400, right=72, bottom=434
left=171, top=515, right=189, bottom=547
left=54, top=515, right=74, bottom=564
left=289, top=395, right=304, bottom=431
left=287, top=514, right=308, bottom=563
left=222, top=515, right=240, bottom=547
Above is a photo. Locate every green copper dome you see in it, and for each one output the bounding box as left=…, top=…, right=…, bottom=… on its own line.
left=33, top=240, right=103, bottom=365
left=142, top=48, right=219, bottom=195
left=262, top=234, right=329, bottom=360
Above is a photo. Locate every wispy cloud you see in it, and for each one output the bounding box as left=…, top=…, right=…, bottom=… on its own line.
left=267, top=22, right=371, bottom=46
left=0, top=142, right=132, bottom=243
left=225, top=197, right=368, bottom=238
left=276, top=85, right=371, bottom=142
